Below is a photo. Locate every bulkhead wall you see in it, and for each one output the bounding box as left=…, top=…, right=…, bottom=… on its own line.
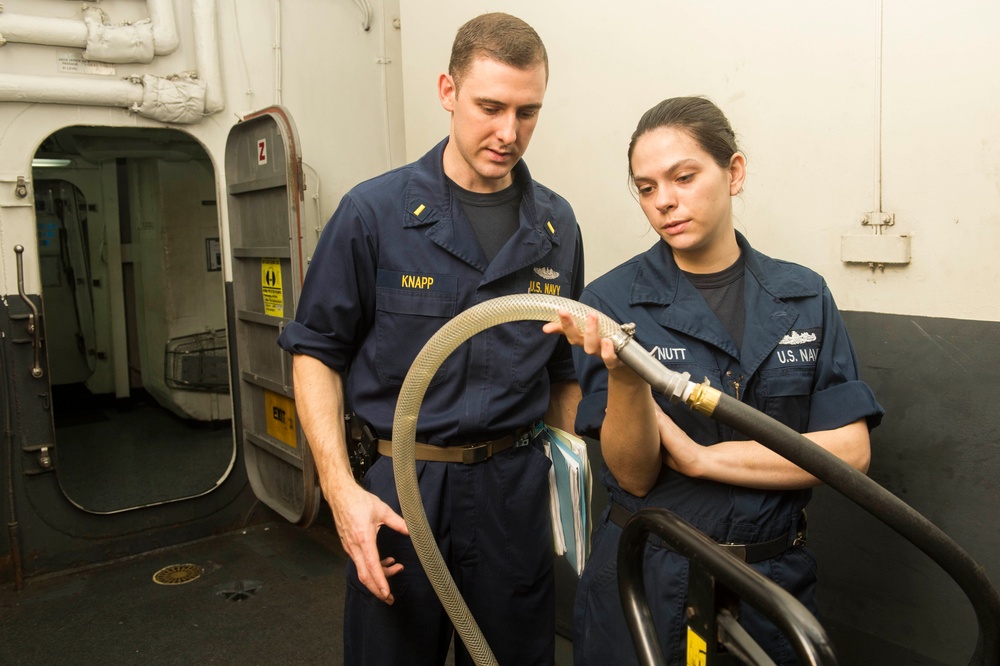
left=0, top=0, right=404, bottom=579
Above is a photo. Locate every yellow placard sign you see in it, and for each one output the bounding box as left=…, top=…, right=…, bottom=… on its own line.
left=265, top=390, right=297, bottom=448
left=686, top=626, right=707, bottom=666
left=261, top=259, right=284, bottom=317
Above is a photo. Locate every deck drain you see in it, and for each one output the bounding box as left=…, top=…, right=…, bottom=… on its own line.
left=152, top=563, right=204, bottom=585
left=216, top=580, right=262, bottom=602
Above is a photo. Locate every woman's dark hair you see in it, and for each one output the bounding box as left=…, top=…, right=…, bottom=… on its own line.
left=627, top=97, right=741, bottom=179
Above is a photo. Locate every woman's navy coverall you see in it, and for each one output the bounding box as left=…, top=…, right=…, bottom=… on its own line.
left=572, top=232, right=883, bottom=666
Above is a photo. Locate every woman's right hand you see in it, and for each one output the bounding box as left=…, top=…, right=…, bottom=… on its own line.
left=543, top=310, right=623, bottom=370
left=546, top=310, right=662, bottom=494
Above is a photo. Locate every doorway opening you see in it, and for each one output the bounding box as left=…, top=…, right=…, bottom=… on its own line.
left=32, top=126, right=235, bottom=513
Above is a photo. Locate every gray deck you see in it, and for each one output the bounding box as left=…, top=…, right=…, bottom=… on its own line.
left=1, top=522, right=574, bottom=665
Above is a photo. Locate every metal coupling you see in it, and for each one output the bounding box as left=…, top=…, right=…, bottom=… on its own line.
left=611, top=322, right=636, bottom=353
left=686, top=379, right=721, bottom=416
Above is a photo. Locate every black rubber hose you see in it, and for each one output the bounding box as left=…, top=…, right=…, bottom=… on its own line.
left=710, top=392, right=1000, bottom=666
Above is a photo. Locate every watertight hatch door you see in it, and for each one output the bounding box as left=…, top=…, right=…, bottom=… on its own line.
left=224, top=107, right=320, bottom=525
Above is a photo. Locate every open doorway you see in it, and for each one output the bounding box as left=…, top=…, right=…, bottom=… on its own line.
left=33, top=126, right=235, bottom=513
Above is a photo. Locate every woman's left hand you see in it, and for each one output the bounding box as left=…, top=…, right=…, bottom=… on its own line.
left=654, top=404, right=702, bottom=478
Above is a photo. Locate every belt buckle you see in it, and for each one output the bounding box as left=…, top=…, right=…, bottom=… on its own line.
left=719, top=543, right=747, bottom=561
left=462, top=442, right=489, bottom=464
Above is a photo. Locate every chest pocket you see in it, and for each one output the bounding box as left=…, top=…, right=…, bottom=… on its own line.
left=509, top=265, right=575, bottom=391
left=755, top=327, right=822, bottom=432
left=374, top=270, right=458, bottom=387
left=757, top=366, right=815, bottom=432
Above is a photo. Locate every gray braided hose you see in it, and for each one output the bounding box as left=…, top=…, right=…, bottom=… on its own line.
left=391, top=294, right=695, bottom=666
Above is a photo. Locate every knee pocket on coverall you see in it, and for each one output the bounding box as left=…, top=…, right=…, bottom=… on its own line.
left=493, top=445, right=554, bottom=591
left=739, top=547, right=820, bottom=665
left=347, top=456, right=421, bottom=605
left=576, top=528, right=690, bottom=666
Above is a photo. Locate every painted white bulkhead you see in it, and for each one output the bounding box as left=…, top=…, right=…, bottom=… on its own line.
left=400, top=0, right=1000, bottom=324
left=0, top=0, right=405, bottom=419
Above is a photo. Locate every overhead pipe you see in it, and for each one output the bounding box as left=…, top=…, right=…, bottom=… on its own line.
left=146, top=0, right=181, bottom=55
left=0, top=72, right=143, bottom=107
left=192, top=0, right=224, bottom=114
left=0, top=12, right=89, bottom=48
left=0, top=0, right=223, bottom=123
left=0, top=0, right=179, bottom=59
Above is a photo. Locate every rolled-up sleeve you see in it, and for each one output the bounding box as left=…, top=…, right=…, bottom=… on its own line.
left=807, top=283, right=884, bottom=432
left=277, top=193, right=377, bottom=373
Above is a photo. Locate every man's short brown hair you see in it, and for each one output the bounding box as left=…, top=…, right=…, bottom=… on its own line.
left=448, top=13, right=549, bottom=90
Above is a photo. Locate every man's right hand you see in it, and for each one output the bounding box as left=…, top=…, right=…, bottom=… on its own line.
left=290, top=354, right=412, bottom=605
left=328, top=482, right=410, bottom=604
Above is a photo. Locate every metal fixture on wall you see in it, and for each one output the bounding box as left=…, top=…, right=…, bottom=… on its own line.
left=842, top=0, right=911, bottom=271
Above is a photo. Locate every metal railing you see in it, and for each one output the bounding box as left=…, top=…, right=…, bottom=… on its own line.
left=618, top=508, right=837, bottom=666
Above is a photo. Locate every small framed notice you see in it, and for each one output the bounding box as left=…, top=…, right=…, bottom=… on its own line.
left=206, top=238, right=222, bottom=271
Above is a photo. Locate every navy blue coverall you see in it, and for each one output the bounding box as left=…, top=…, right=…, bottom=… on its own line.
left=571, top=232, right=883, bottom=666
left=278, top=138, right=585, bottom=665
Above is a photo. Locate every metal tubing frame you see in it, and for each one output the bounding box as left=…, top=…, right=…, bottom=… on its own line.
left=617, top=508, right=838, bottom=666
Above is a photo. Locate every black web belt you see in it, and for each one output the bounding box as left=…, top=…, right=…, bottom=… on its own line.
left=609, top=501, right=795, bottom=564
